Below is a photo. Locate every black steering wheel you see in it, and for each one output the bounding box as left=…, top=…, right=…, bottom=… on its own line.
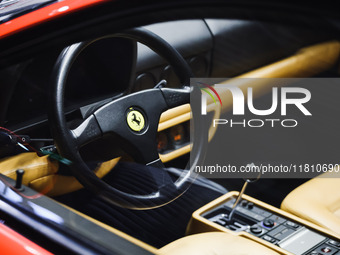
left=49, top=28, right=205, bottom=209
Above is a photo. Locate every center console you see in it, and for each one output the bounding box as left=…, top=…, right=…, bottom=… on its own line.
left=187, top=192, right=340, bottom=255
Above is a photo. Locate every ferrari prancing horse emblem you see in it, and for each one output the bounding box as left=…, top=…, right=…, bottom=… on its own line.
left=126, top=108, right=145, bottom=132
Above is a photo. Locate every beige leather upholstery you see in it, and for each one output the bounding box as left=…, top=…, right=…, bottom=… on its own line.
left=281, top=171, right=340, bottom=235
left=0, top=152, right=119, bottom=196
left=158, top=232, right=279, bottom=255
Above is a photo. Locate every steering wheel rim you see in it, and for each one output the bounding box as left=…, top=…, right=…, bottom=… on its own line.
left=49, top=27, right=206, bottom=209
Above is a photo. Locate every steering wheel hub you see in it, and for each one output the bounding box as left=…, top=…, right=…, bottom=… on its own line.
left=126, top=107, right=146, bottom=132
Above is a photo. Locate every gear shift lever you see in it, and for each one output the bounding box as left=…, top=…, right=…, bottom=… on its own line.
left=225, top=163, right=261, bottom=224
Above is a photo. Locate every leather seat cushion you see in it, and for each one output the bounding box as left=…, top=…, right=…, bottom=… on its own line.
left=281, top=171, right=340, bottom=235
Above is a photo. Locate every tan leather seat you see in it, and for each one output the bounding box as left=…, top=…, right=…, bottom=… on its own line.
left=158, top=232, right=279, bottom=255
left=281, top=171, right=340, bottom=235
left=0, top=152, right=119, bottom=196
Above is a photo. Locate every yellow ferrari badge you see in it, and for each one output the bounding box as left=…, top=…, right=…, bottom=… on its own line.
left=126, top=109, right=145, bottom=132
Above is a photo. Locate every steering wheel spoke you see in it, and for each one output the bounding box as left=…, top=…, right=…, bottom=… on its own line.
left=161, top=87, right=191, bottom=108
left=71, top=114, right=102, bottom=147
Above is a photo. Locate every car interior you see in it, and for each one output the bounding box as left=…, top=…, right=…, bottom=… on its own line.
left=1, top=6, right=340, bottom=254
